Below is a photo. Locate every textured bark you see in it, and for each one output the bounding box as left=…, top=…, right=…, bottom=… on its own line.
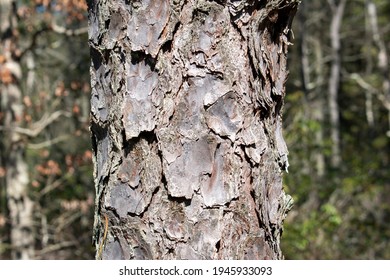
left=1, top=0, right=35, bottom=259
left=88, top=0, right=298, bottom=260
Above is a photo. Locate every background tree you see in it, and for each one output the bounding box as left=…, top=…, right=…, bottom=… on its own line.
left=1, top=0, right=34, bottom=259
left=89, top=0, right=299, bottom=260
left=0, top=0, right=94, bottom=259
left=283, top=0, right=390, bottom=259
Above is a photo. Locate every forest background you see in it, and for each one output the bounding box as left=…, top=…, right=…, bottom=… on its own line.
left=0, top=0, right=388, bottom=259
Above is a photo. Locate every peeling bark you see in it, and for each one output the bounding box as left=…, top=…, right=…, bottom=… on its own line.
left=88, top=0, right=298, bottom=260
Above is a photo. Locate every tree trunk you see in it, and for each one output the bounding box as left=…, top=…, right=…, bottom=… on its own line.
left=327, top=0, right=346, bottom=169
left=298, top=1, right=325, bottom=178
left=1, top=0, right=35, bottom=259
left=366, top=0, right=390, bottom=133
left=88, top=0, right=298, bottom=260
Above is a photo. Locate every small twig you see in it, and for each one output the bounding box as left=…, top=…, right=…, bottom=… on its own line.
left=349, top=72, right=390, bottom=110
left=0, top=110, right=71, bottom=137
left=51, top=22, right=88, bottom=36
left=97, top=214, right=109, bottom=260
left=34, top=241, right=76, bottom=259
left=39, top=176, right=67, bottom=197
left=27, top=134, right=71, bottom=149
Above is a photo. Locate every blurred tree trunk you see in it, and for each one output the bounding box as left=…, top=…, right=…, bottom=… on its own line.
left=298, top=1, right=325, bottom=178
left=0, top=0, right=34, bottom=259
left=89, top=0, right=298, bottom=260
left=366, top=0, right=390, bottom=133
left=327, top=0, right=346, bottom=168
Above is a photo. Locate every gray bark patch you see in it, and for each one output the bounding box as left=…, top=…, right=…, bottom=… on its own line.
left=127, top=0, right=170, bottom=56
left=206, top=92, right=243, bottom=141
left=166, top=137, right=215, bottom=198
left=106, top=183, right=146, bottom=217
left=123, top=60, right=158, bottom=139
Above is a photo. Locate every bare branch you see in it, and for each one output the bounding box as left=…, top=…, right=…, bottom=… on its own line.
left=349, top=73, right=390, bottom=110
left=0, top=110, right=71, bottom=138
left=19, top=26, right=51, bottom=59
left=27, top=134, right=71, bottom=149
left=34, top=241, right=76, bottom=259
left=327, top=0, right=336, bottom=11
left=39, top=177, right=67, bottom=197
left=51, top=22, right=88, bottom=36
left=20, top=21, right=87, bottom=59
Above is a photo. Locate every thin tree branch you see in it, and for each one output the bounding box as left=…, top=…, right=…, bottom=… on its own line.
left=27, top=134, right=71, bottom=149
left=51, top=22, right=88, bottom=36
left=19, top=26, right=51, bottom=59
left=34, top=241, right=76, bottom=259
left=0, top=110, right=71, bottom=137
left=349, top=73, right=390, bottom=110
left=39, top=177, right=67, bottom=197
left=19, top=21, right=87, bottom=59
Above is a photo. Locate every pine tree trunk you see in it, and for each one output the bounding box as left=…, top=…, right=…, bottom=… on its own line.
left=88, top=0, right=298, bottom=260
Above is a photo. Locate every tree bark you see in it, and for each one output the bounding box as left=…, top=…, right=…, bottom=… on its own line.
left=88, top=0, right=298, bottom=260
